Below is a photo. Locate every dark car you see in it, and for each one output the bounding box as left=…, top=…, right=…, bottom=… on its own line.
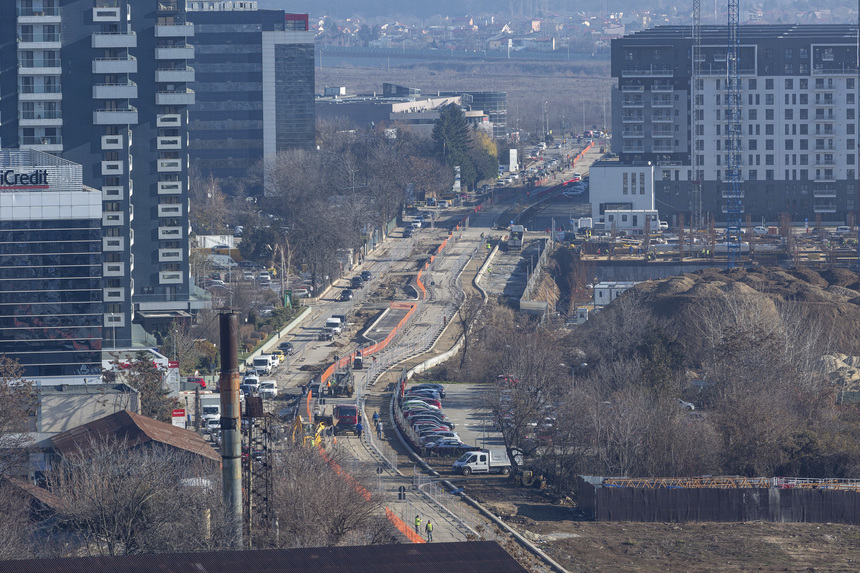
left=403, top=228, right=413, bottom=238
left=278, top=341, right=295, bottom=355
left=340, top=289, right=354, bottom=301
left=350, top=277, right=363, bottom=289
left=318, top=330, right=334, bottom=341
left=360, top=270, right=372, bottom=281
left=424, top=438, right=469, bottom=457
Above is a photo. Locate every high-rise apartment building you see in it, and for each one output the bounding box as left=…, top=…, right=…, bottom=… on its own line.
left=611, top=25, right=860, bottom=223
left=186, top=1, right=315, bottom=193
left=0, top=150, right=102, bottom=382
left=1, top=0, right=196, bottom=348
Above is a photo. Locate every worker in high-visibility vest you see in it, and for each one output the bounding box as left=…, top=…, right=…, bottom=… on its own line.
left=414, top=515, right=421, bottom=534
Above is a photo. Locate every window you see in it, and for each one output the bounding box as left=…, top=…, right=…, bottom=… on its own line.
left=748, top=78, right=757, bottom=90
left=800, top=108, right=808, bottom=120
left=766, top=170, right=774, bottom=180
left=800, top=125, right=808, bottom=135
left=766, top=124, right=774, bottom=135
left=800, top=170, right=808, bottom=180
left=749, top=139, right=757, bottom=150
left=766, top=154, right=774, bottom=165
left=800, top=78, right=808, bottom=89
left=749, top=169, right=758, bottom=180
left=785, top=109, right=793, bottom=120
left=765, top=93, right=774, bottom=105
left=716, top=94, right=721, bottom=106
left=766, top=140, right=774, bottom=150
left=622, top=173, right=628, bottom=194
left=784, top=64, right=793, bottom=74
left=785, top=49, right=793, bottom=60
left=785, top=93, right=790, bottom=105
left=785, top=140, right=793, bottom=150
left=848, top=154, right=855, bottom=165
left=800, top=94, right=808, bottom=105
left=849, top=169, right=856, bottom=180
left=849, top=93, right=855, bottom=105
left=849, top=78, right=855, bottom=90
left=640, top=172, right=645, bottom=193
left=716, top=109, right=721, bottom=120
left=849, top=109, right=856, bottom=120
left=849, top=124, right=856, bottom=135
left=766, top=78, right=774, bottom=89
left=800, top=154, right=808, bottom=164
left=766, top=109, right=774, bottom=120
left=849, top=139, right=855, bottom=150
left=785, top=78, right=793, bottom=88
left=748, top=109, right=757, bottom=120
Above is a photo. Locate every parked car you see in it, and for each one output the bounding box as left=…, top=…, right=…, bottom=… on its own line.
left=753, top=226, right=769, bottom=235
left=836, top=226, right=852, bottom=234
left=418, top=431, right=460, bottom=445
left=360, top=270, right=372, bottom=281
left=404, top=396, right=442, bottom=409
left=340, top=289, right=354, bottom=301
left=350, top=276, right=363, bottom=289
left=424, top=438, right=469, bottom=456
left=410, top=383, right=446, bottom=398
left=278, top=341, right=295, bottom=355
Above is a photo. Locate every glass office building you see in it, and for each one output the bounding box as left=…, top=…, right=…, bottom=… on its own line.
left=0, top=150, right=102, bottom=381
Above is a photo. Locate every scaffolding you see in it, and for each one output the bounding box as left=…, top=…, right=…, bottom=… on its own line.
left=691, top=0, right=703, bottom=230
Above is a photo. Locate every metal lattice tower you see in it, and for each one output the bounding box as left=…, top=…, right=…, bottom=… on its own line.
left=725, top=0, right=743, bottom=267
left=691, top=0, right=703, bottom=230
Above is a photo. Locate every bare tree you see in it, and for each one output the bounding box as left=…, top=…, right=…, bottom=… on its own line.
left=265, top=441, right=397, bottom=548
left=0, top=480, right=37, bottom=560
left=46, top=436, right=223, bottom=556
left=0, top=356, right=37, bottom=477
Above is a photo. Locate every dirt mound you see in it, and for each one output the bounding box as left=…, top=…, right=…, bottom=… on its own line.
left=621, top=267, right=860, bottom=356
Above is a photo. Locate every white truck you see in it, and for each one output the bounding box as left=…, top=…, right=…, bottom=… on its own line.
left=452, top=449, right=517, bottom=476
left=259, top=380, right=278, bottom=399
left=200, top=394, right=221, bottom=426
left=251, top=355, right=274, bottom=375
left=325, top=317, right=342, bottom=335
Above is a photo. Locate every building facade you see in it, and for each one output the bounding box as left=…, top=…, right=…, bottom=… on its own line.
left=0, top=150, right=102, bottom=382
left=611, top=25, right=860, bottom=224
left=187, top=2, right=315, bottom=194
left=1, top=0, right=196, bottom=346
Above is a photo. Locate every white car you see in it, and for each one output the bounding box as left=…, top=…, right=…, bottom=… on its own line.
left=753, top=226, right=769, bottom=235
left=835, top=226, right=851, bottom=234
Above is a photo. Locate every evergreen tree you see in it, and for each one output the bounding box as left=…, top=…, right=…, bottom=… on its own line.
left=432, top=104, right=477, bottom=188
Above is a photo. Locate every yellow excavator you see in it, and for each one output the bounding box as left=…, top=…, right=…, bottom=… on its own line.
left=291, top=415, right=328, bottom=448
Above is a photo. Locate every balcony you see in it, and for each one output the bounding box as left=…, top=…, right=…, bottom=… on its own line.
left=157, top=114, right=182, bottom=127
left=94, top=107, right=138, bottom=125
left=158, top=181, right=182, bottom=195
left=102, top=186, right=124, bottom=200
left=622, top=144, right=645, bottom=153
left=158, top=226, right=183, bottom=240
left=93, top=7, right=121, bottom=22
left=158, top=203, right=182, bottom=217
left=92, top=56, right=137, bottom=75
left=622, top=130, right=644, bottom=138
left=101, top=135, right=123, bottom=150
left=157, top=1, right=181, bottom=12
left=17, top=32, right=61, bottom=50
left=18, top=109, right=62, bottom=127
left=156, top=89, right=195, bottom=106
left=814, top=204, right=838, bottom=213
left=103, top=262, right=125, bottom=277
left=651, top=130, right=674, bottom=139
left=815, top=159, right=836, bottom=166
left=159, top=271, right=184, bottom=285
left=158, top=158, right=183, bottom=172
left=814, top=96, right=836, bottom=107
left=104, top=288, right=125, bottom=302
left=93, top=82, right=138, bottom=100
left=650, top=99, right=673, bottom=108
left=621, top=85, right=644, bottom=93
left=652, top=143, right=675, bottom=152
left=103, top=212, right=124, bottom=227
left=651, top=84, right=674, bottom=93
left=155, top=24, right=194, bottom=37
left=157, top=136, right=182, bottom=150
left=155, top=66, right=195, bottom=83
left=815, top=172, right=836, bottom=182
left=158, top=248, right=183, bottom=262
left=104, top=312, right=126, bottom=328
left=19, top=135, right=62, bottom=152
left=92, top=32, right=137, bottom=49
left=17, top=60, right=61, bottom=75
left=622, top=67, right=673, bottom=77
left=814, top=81, right=835, bottom=91
left=155, top=45, right=194, bottom=60
left=18, top=84, right=62, bottom=101
left=622, top=115, right=644, bottom=123
left=814, top=189, right=838, bottom=198
left=815, top=144, right=835, bottom=151
left=621, top=99, right=644, bottom=108
left=103, top=237, right=125, bottom=251
left=101, top=161, right=124, bottom=176
left=651, top=115, right=674, bottom=123
left=17, top=7, right=61, bottom=24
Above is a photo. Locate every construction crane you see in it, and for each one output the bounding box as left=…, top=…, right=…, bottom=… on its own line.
left=691, top=0, right=703, bottom=231
left=725, top=0, right=743, bottom=267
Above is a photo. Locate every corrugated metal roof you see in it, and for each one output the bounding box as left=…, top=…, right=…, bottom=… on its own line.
left=49, top=410, right=220, bottom=463
left=0, top=541, right=528, bottom=573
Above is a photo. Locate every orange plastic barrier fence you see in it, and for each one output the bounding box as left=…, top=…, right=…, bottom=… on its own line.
left=385, top=507, right=426, bottom=543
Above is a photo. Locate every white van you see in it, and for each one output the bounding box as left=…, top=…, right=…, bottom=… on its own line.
left=325, top=317, right=342, bottom=335
left=252, top=355, right=272, bottom=375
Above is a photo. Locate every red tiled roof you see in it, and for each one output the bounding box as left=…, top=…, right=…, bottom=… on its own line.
left=50, top=410, right=220, bottom=463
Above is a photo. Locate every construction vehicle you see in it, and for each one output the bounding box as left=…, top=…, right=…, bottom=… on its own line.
left=513, top=468, right=547, bottom=489
left=291, top=415, right=328, bottom=448
left=328, top=370, right=355, bottom=397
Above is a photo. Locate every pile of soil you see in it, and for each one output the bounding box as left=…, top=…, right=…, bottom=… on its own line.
left=621, top=266, right=860, bottom=358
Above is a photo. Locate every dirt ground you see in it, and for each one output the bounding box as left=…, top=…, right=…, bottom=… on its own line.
left=461, top=480, right=860, bottom=572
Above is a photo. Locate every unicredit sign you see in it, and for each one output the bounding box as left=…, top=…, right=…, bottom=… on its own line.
left=0, top=169, right=49, bottom=189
